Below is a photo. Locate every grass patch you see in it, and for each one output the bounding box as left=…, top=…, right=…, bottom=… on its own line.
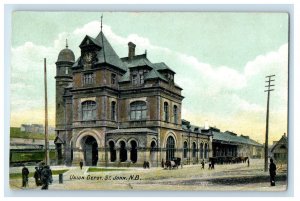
left=10, top=150, right=56, bottom=163
left=88, top=167, right=128, bottom=172
left=10, top=127, right=56, bottom=140
left=10, top=169, right=68, bottom=179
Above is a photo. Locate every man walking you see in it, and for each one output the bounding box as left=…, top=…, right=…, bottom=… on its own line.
left=79, top=161, right=83, bottom=170
left=201, top=159, right=205, bottom=169
left=41, top=165, right=51, bottom=190
left=22, top=165, right=29, bottom=188
left=33, top=167, right=42, bottom=186
left=269, top=158, right=277, bottom=186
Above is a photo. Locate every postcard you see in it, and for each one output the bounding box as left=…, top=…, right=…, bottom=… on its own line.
left=9, top=12, right=288, bottom=191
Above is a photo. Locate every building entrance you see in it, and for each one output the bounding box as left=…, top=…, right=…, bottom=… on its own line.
left=84, top=136, right=98, bottom=166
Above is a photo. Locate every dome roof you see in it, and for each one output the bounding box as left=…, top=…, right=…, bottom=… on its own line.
left=57, top=48, right=75, bottom=62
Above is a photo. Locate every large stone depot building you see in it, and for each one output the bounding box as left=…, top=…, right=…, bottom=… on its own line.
left=54, top=24, right=263, bottom=167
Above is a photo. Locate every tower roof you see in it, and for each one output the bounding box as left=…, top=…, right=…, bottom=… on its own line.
left=94, top=31, right=127, bottom=71
left=57, top=41, right=75, bottom=63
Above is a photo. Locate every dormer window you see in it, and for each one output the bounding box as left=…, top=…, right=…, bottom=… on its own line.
left=140, top=73, right=144, bottom=84
left=132, top=74, right=138, bottom=85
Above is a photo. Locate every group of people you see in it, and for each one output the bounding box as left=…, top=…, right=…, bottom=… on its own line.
left=21, top=163, right=53, bottom=190
left=200, top=159, right=215, bottom=170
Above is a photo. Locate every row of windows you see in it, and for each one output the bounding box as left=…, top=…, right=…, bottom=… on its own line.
left=81, top=100, right=179, bottom=122
left=81, top=100, right=146, bottom=121
left=164, top=102, right=178, bottom=124
left=183, top=142, right=209, bottom=158
left=82, top=73, right=117, bottom=85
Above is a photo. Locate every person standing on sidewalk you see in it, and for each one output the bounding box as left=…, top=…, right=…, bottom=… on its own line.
left=201, top=159, right=205, bottom=169
left=79, top=161, right=83, bottom=170
left=22, top=165, right=29, bottom=188
left=269, top=158, right=277, bottom=186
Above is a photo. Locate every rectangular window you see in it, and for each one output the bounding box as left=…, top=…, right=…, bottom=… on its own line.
left=111, top=101, right=116, bottom=121
left=130, top=101, right=147, bottom=120
left=83, top=73, right=94, bottom=85
left=111, top=73, right=116, bottom=85
left=82, top=101, right=96, bottom=121
left=140, top=74, right=144, bottom=84
left=132, top=74, right=138, bottom=85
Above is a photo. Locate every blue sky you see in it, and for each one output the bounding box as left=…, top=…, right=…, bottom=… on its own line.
left=10, top=12, right=288, bottom=143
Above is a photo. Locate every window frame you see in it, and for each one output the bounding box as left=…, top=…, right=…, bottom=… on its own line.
left=111, top=101, right=116, bottom=121
left=111, top=73, right=116, bottom=85
left=82, top=100, right=97, bottom=121
left=164, top=102, right=169, bottom=122
left=83, top=73, right=94, bottom=85
left=173, top=105, right=178, bottom=124
left=130, top=101, right=147, bottom=120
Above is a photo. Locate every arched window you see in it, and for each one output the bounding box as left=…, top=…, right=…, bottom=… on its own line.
left=111, top=101, right=116, bottom=121
left=166, top=136, right=175, bottom=161
left=130, top=101, right=147, bottom=120
left=130, top=140, right=138, bottom=163
left=164, top=102, right=169, bottom=122
left=173, top=105, right=178, bottom=124
left=204, top=143, right=208, bottom=159
left=192, top=142, right=196, bottom=158
left=119, top=141, right=127, bottom=162
left=200, top=143, right=204, bottom=159
left=109, top=141, right=116, bottom=162
left=183, top=141, right=188, bottom=158
left=82, top=101, right=96, bottom=120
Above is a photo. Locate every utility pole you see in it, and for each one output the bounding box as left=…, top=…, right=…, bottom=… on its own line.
left=44, top=58, right=50, bottom=165
left=264, top=75, right=275, bottom=172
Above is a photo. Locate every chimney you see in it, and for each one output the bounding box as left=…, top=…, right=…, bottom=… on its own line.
left=128, top=42, right=136, bottom=59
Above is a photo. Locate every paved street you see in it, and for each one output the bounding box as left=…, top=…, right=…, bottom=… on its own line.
left=9, top=159, right=287, bottom=191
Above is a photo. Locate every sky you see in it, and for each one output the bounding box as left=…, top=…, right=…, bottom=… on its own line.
left=10, top=12, right=289, bottom=143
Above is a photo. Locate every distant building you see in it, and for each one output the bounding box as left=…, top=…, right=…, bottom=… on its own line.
left=269, top=133, right=288, bottom=163
left=20, top=124, right=55, bottom=134
left=211, top=129, right=263, bottom=159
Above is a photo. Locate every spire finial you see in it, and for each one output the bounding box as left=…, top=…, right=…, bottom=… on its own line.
left=66, top=39, right=68, bottom=48
left=101, top=14, right=103, bottom=32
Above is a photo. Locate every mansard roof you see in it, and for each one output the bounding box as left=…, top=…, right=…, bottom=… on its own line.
left=94, top=32, right=127, bottom=71
left=121, top=54, right=153, bottom=68
left=119, top=54, right=175, bottom=83
left=73, top=32, right=127, bottom=72
left=153, top=62, right=175, bottom=74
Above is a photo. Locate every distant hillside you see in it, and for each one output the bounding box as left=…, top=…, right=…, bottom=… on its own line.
left=10, top=127, right=55, bottom=140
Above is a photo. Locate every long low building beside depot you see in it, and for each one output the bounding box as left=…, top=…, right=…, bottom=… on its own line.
left=53, top=19, right=263, bottom=167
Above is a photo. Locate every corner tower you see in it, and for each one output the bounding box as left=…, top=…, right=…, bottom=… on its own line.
left=55, top=40, right=75, bottom=136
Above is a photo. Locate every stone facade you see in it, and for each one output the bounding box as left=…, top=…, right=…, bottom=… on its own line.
left=54, top=28, right=213, bottom=167
left=54, top=24, right=262, bottom=167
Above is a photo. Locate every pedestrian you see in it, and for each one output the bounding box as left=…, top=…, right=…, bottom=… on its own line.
left=201, top=160, right=205, bottom=169
left=33, top=167, right=42, bottom=186
left=21, top=165, right=29, bottom=188
left=41, top=165, right=51, bottom=190
left=211, top=160, right=215, bottom=169
left=161, top=158, right=165, bottom=168
left=247, top=158, right=250, bottom=167
left=79, top=161, right=83, bottom=170
left=269, top=158, right=277, bottom=186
